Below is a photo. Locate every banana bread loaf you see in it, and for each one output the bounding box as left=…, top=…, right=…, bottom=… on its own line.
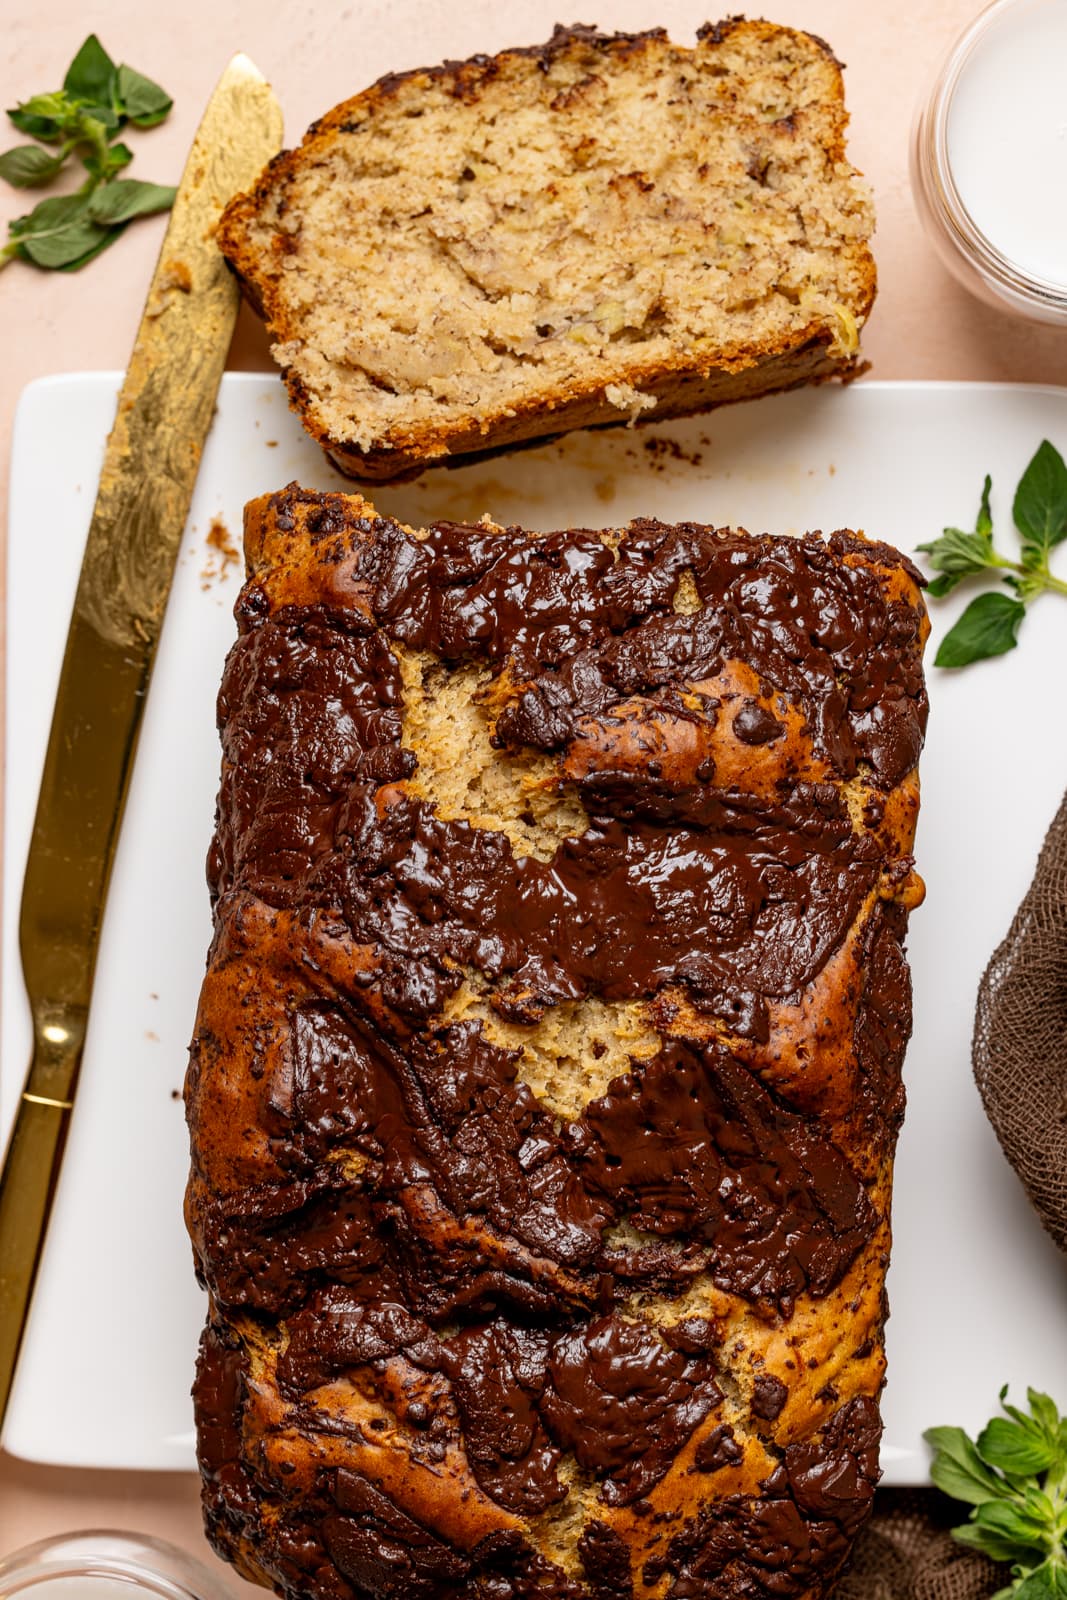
left=185, top=486, right=927, bottom=1600
left=217, top=20, right=876, bottom=481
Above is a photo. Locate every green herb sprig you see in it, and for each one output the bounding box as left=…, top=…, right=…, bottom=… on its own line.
left=1, top=35, right=175, bottom=272
left=925, top=1387, right=1067, bottom=1599
left=917, top=440, right=1067, bottom=668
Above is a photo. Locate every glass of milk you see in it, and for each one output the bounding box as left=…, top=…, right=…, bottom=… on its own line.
left=0, top=1533, right=232, bottom=1600
left=911, top=0, right=1067, bottom=322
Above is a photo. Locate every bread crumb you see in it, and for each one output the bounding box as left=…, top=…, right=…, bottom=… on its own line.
left=161, top=258, right=193, bottom=293
left=643, top=436, right=704, bottom=468
left=201, top=516, right=241, bottom=589
left=604, top=382, right=658, bottom=423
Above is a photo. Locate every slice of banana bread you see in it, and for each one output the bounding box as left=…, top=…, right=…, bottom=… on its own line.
left=218, top=21, right=876, bottom=481
left=186, top=486, right=928, bottom=1600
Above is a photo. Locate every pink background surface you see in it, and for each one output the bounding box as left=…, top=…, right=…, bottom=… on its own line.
left=1, top=0, right=1065, bottom=1580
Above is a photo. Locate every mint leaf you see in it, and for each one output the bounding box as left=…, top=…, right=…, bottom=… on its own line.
left=975, top=1502, right=1056, bottom=1548
left=934, top=592, right=1026, bottom=667
left=80, top=101, right=121, bottom=137
left=3, top=40, right=174, bottom=273
left=1025, top=1391, right=1063, bottom=1444
left=82, top=140, right=133, bottom=182
left=54, top=230, right=118, bottom=270
left=115, top=63, right=172, bottom=127
left=952, top=1522, right=1033, bottom=1565
left=9, top=191, right=88, bottom=238
left=0, top=144, right=67, bottom=187
left=62, top=35, right=117, bottom=106
left=1014, top=440, right=1067, bottom=568
left=979, top=1418, right=1058, bottom=1478
left=7, top=90, right=80, bottom=141
left=916, top=522, right=995, bottom=576
left=927, top=573, right=964, bottom=598
left=87, top=177, right=175, bottom=224
left=916, top=473, right=1001, bottom=599
left=9, top=192, right=114, bottom=269
left=977, top=472, right=994, bottom=536
left=925, top=1426, right=1007, bottom=1504
left=921, top=449, right=1067, bottom=669
left=927, top=1388, right=1067, bottom=1598
left=1015, top=1562, right=1067, bottom=1600
left=10, top=191, right=84, bottom=230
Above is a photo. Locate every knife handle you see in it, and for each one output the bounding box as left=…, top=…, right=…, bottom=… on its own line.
left=0, top=1025, right=83, bottom=1428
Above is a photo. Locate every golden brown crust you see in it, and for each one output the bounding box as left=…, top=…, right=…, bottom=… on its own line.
left=313, top=335, right=862, bottom=482
left=218, top=21, right=876, bottom=482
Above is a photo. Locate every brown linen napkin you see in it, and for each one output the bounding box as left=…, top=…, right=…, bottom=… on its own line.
left=845, top=792, right=1067, bottom=1595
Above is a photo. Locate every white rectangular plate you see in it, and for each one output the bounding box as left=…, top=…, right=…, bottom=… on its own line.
left=4, top=374, right=1067, bottom=1476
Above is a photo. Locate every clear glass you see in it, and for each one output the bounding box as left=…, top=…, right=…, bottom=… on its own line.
left=0, top=1533, right=232, bottom=1600
left=911, top=0, right=1067, bottom=325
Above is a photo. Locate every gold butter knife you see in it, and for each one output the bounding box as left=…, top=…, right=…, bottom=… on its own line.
left=0, top=54, right=281, bottom=1427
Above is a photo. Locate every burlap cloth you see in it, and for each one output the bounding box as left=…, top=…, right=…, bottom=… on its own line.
left=844, top=792, right=1067, bottom=1596
left=973, top=791, right=1067, bottom=1255
left=843, top=1491, right=1009, bottom=1600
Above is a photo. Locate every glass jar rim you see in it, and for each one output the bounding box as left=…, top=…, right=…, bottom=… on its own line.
left=0, top=1532, right=231, bottom=1600
left=920, top=0, right=1067, bottom=313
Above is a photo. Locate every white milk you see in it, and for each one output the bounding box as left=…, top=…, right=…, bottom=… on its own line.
left=946, top=0, right=1067, bottom=284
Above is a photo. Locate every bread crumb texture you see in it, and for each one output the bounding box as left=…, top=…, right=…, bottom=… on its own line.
left=219, top=21, right=875, bottom=477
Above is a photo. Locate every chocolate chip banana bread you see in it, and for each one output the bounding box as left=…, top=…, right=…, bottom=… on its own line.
left=185, top=486, right=927, bottom=1600
left=217, top=20, right=876, bottom=482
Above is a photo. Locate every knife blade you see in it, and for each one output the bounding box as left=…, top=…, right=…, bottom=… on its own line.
left=0, top=54, right=282, bottom=1427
